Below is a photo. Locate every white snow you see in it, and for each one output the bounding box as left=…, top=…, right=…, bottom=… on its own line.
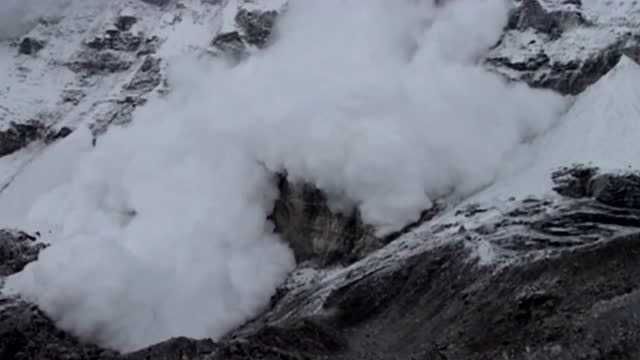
left=477, top=55, right=640, bottom=201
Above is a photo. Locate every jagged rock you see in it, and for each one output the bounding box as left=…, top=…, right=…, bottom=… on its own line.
left=124, top=56, right=162, bottom=92
left=551, top=165, right=600, bottom=198
left=270, top=175, right=438, bottom=267
left=589, top=173, right=640, bottom=210
left=44, top=126, right=73, bottom=144
left=139, top=0, right=171, bottom=6
left=0, top=121, right=44, bottom=158
left=269, top=175, right=381, bottom=266
left=235, top=9, right=278, bottom=48
left=67, top=51, right=133, bottom=76
left=488, top=39, right=630, bottom=95
left=0, top=230, right=46, bottom=277
left=17, top=38, right=45, bottom=56
left=552, top=165, right=640, bottom=210
left=115, top=16, right=138, bottom=32
left=86, top=30, right=143, bottom=53
left=0, top=299, right=119, bottom=360
left=211, top=7, right=279, bottom=56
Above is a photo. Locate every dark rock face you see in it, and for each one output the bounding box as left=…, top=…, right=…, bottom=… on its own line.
left=487, top=41, right=627, bottom=95
left=270, top=174, right=439, bottom=267
left=211, top=8, right=280, bottom=56
left=86, top=31, right=143, bottom=53
left=0, top=299, right=119, bottom=360
left=17, top=38, right=45, bottom=56
left=0, top=230, right=46, bottom=277
left=66, top=51, right=133, bottom=76
left=139, top=0, right=171, bottom=6
left=269, top=175, right=380, bottom=266
left=123, top=337, right=216, bottom=360
left=0, top=121, right=44, bottom=158
left=124, top=56, right=162, bottom=92
left=486, top=0, right=640, bottom=95
left=235, top=9, right=278, bottom=49
left=227, top=169, right=640, bottom=359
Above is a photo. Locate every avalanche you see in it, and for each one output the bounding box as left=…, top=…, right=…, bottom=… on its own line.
left=2, top=0, right=565, bottom=351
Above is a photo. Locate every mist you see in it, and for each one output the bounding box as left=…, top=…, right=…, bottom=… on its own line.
left=6, top=0, right=565, bottom=351
left=0, top=0, right=71, bottom=39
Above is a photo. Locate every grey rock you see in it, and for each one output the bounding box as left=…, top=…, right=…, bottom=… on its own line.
left=17, top=38, right=45, bottom=56
left=234, top=9, right=278, bottom=48
left=551, top=164, right=600, bottom=198
left=139, top=0, right=171, bottom=6
left=124, top=56, right=162, bottom=93
left=66, top=51, right=133, bottom=76
left=589, top=173, right=640, bottom=210
left=86, top=30, right=143, bottom=53
left=123, top=337, right=216, bottom=360
left=269, top=175, right=380, bottom=266
left=115, top=16, right=138, bottom=32
left=0, top=230, right=46, bottom=277
left=211, top=8, right=279, bottom=56
left=0, top=298, right=119, bottom=360
left=0, top=121, right=44, bottom=158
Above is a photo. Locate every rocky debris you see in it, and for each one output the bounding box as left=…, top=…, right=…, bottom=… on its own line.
left=90, top=96, right=147, bottom=135
left=0, top=230, right=46, bottom=277
left=486, top=0, right=640, bottom=94
left=66, top=51, right=133, bottom=76
left=44, top=126, right=73, bottom=144
left=211, top=31, right=246, bottom=57
left=124, top=56, right=162, bottom=92
left=235, top=9, right=278, bottom=48
left=17, top=38, right=45, bottom=56
left=86, top=30, right=143, bottom=53
left=507, top=0, right=587, bottom=38
left=139, top=0, right=171, bottom=6
left=0, top=121, right=44, bottom=158
left=211, top=7, right=280, bottom=56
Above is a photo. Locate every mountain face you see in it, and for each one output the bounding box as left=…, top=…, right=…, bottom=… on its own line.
left=3, top=0, right=640, bottom=359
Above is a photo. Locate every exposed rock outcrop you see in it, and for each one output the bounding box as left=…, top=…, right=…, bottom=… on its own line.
left=0, top=121, right=44, bottom=158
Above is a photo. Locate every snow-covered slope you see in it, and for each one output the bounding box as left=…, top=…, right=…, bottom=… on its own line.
left=478, top=55, right=640, bottom=201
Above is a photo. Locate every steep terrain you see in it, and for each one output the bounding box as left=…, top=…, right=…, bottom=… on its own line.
left=2, top=0, right=640, bottom=359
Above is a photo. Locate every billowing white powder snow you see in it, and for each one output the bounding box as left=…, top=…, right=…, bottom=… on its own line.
left=477, top=55, right=640, bottom=201
left=4, top=0, right=566, bottom=351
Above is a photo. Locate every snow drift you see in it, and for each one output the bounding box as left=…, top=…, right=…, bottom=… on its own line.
left=6, top=0, right=565, bottom=351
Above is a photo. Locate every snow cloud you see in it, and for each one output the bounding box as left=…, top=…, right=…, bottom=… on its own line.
left=6, top=0, right=566, bottom=352
left=0, top=0, right=71, bottom=39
